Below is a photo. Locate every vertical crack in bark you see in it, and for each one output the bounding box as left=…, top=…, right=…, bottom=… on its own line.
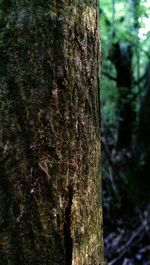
left=64, top=185, right=74, bottom=265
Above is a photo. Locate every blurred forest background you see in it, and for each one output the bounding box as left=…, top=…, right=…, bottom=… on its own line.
left=100, top=0, right=150, bottom=264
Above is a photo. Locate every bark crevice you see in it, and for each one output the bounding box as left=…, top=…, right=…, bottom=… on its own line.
left=64, top=185, right=74, bottom=265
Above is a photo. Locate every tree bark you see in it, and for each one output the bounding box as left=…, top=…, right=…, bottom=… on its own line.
left=0, top=1, right=103, bottom=265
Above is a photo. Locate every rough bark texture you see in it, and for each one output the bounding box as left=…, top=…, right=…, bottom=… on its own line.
left=0, top=1, right=103, bottom=265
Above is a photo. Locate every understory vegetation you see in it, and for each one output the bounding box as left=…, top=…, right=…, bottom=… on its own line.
left=100, top=0, right=150, bottom=264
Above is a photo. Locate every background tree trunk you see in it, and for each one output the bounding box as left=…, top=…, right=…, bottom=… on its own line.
left=0, top=1, right=103, bottom=265
left=109, top=42, right=133, bottom=150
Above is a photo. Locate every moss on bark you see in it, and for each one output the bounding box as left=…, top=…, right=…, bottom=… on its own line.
left=0, top=1, right=103, bottom=264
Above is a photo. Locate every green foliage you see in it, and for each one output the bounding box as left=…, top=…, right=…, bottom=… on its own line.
left=101, top=75, right=118, bottom=127
left=100, top=0, right=150, bottom=128
left=100, top=0, right=150, bottom=199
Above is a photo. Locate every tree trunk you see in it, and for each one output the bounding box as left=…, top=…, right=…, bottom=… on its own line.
left=0, top=1, right=103, bottom=265
left=109, top=42, right=133, bottom=150
left=116, top=43, right=133, bottom=150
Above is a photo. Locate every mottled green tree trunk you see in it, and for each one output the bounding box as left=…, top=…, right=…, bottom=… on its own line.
left=0, top=1, right=103, bottom=264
